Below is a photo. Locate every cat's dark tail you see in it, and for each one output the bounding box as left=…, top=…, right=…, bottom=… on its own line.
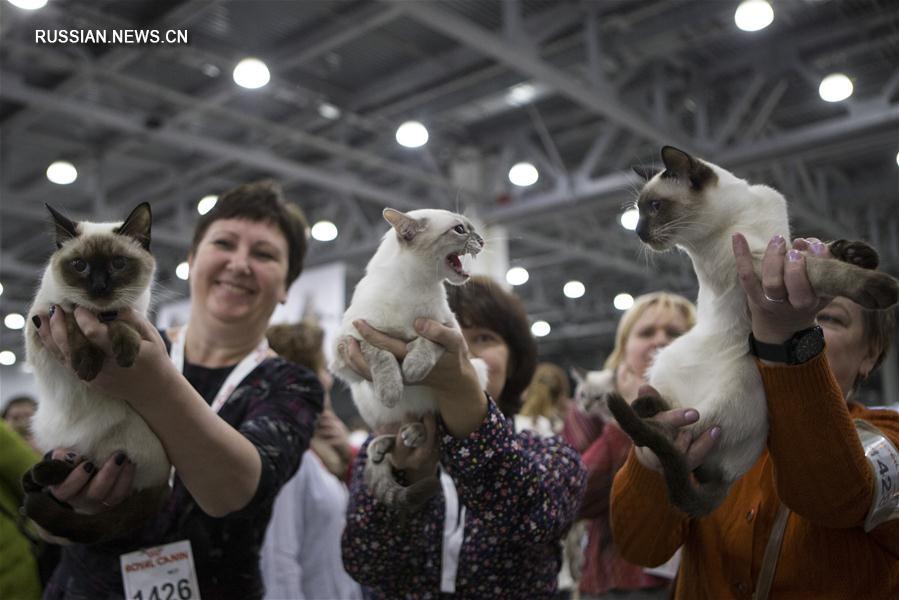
left=607, top=392, right=729, bottom=517
left=364, top=434, right=440, bottom=513
left=23, top=486, right=169, bottom=544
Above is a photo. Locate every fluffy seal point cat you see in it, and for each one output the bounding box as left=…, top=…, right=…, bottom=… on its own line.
left=608, top=146, right=899, bottom=517
left=22, top=203, right=170, bottom=543
left=331, top=208, right=488, bottom=512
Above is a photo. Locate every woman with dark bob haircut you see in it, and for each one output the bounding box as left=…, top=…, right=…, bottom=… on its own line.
left=340, top=275, right=586, bottom=598
left=32, top=180, right=323, bottom=600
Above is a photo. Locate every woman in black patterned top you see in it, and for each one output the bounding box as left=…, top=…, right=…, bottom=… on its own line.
left=34, top=181, right=322, bottom=600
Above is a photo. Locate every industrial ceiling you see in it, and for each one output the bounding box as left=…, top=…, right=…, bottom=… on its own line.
left=1, top=0, right=897, bottom=373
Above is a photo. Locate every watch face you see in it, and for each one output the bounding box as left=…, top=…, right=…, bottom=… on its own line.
left=793, top=327, right=825, bottom=363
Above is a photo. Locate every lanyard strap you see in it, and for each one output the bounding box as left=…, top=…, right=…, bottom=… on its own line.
left=169, top=325, right=270, bottom=413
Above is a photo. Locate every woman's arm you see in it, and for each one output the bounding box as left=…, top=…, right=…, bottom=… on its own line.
left=40, top=306, right=321, bottom=518
left=732, top=233, right=895, bottom=526
left=346, top=318, right=486, bottom=438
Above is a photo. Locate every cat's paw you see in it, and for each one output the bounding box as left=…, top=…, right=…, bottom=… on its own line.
left=849, top=270, right=899, bottom=310
left=368, top=435, right=395, bottom=465
left=829, top=239, right=879, bottom=270
left=72, top=345, right=106, bottom=381
left=401, top=355, right=434, bottom=383
left=399, top=422, right=426, bottom=448
left=108, top=322, right=141, bottom=367
left=375, top=378, right=404, bottom=408
left=29, top=459, right=75, bottom=487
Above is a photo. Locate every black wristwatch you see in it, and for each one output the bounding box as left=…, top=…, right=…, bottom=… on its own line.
left=748, top=325, right=825, bottom=365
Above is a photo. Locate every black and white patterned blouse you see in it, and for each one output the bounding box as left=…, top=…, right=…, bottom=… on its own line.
left=44, top=332, right=323, bottom=600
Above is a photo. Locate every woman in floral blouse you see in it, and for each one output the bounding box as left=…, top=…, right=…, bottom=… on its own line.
left=340, top=275, right=586, bottom=599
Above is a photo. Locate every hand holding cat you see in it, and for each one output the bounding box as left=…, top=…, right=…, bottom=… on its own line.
left=733, top=233, right=831, bottom=345
left=37, top=304, right=177, bottom=403
left=631, top=385, right=721, bottom=473
left=45, top=448, right=136, bottom=515
left=342, top=318, right=487, bottom=438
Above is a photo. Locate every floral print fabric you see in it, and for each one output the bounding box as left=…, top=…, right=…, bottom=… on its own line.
left=342, top=399, right=586, bottom=599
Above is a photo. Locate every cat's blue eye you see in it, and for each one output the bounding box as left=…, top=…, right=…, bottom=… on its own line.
left=453, top=224, right=466, bottom=234
left=649, top=200, right=661, bottom=213
left=111, top=257, right=127, bottom=270
left=72, top=258, right=87, bottom=272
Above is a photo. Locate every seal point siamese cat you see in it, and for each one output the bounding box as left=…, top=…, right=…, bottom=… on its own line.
left=331, top=208, right=488, bottom=512
left=608, top=146, right=899, bottom=517
left=23, top=203, right=170, bottom=543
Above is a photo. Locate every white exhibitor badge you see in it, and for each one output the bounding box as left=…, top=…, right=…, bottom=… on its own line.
left=120, top=540, right=201, bottom=600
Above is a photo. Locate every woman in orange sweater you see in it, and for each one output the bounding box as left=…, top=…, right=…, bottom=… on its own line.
left=610, top=235, right=899, bottom=599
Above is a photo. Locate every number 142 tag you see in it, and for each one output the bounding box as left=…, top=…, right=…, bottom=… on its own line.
left=120, top=539, right=201, bottom=600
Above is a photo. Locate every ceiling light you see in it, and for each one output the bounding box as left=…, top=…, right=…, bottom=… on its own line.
left=531, top=320, right=551, bottom=337
left=620, top=209, right=639, bottom=230
left=396, top=121, right=429, bottom=148
left=734, top=0, right=774, bottom=32
left=508, top=162, right=539, bottom=187
left=0, top=282, right=4, bottom=296
left=614, top=293, right=634, bottom=311
left=819, top=73, right=853, bottom=102
left=506, top=83, right=537, bottom=106
left=0, top=351, right=16, bottom=366
left=197, top=195, right=218, bottom=215
left=176, top=262, right=190, bottom=281
left=233, top=58, right=270, bottom=89
left=895, top=151, right=898, bottom=167
left=318, top=102, right=341, bottom=120
left=563, top=280, right=585, bottom=299
left=4, top=313, right=25, bottom=330
left=505, top=266, right=529, bottom=286
left=311, top=220, right=338, bottom=242
left=46, top=160, right=77, bottom=185
left=7, top=0, right=47, bottom=9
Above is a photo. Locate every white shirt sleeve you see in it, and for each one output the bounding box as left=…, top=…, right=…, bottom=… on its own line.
left=261, top=456, right=307, bottom=600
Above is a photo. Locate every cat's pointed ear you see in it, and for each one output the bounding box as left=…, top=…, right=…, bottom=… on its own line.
left=632, top=165, right=656, bottom=181
left=117, top=202, right=152, bottom=251
left=45, top=204, right=79, bottom=249
left=660, top=146, right=693, bottom=176
left=570, top=366, right=588, bottom=387
left=660, top=146, right=717, bottom=190
left=383, top=208, right=424, bottom=242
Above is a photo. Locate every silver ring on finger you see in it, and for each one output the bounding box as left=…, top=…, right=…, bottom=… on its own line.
left=764, top=293, right=786, bottom=304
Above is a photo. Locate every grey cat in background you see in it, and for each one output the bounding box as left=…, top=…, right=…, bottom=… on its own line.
left=23, top=203, right=170, bottom=543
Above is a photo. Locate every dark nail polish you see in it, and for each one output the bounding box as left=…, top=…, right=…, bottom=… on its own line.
left=48, top=305, right=56, bottom=317
left=115, top=453, right=126, bottom=466
left=32, top=315, right=42, bottom=329
left=99, top=311, right=118, bottom=323
left=84, top=462, right=95, bottom=474
left=64, top=452, right=77, bottom=464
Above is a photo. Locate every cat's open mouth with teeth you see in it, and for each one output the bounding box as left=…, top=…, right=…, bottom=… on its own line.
left=446, top=253, right=470, bottom=278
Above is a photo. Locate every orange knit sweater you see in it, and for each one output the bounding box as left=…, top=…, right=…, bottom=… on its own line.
left=610, top=352, right=899, bottom=599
